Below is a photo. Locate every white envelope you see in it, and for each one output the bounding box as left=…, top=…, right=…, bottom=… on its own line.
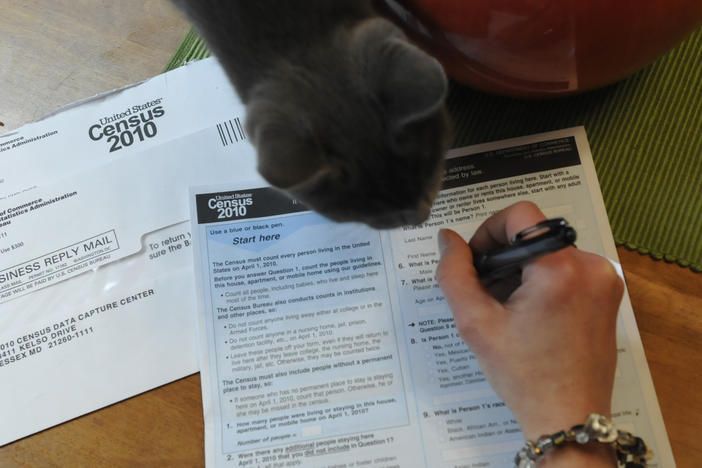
left=0, top=68, right=264, bottom=445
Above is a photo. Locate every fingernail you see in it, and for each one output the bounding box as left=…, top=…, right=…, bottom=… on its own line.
left=437, top=229, right=449, bottom=254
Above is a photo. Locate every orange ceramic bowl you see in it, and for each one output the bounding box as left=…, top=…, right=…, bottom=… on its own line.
left=379, top=0, right=702, bottom=97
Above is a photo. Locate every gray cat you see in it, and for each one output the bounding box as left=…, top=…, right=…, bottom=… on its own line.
left=172, top=0, right=449, bottom=228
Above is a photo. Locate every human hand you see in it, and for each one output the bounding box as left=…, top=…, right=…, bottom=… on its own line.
left=436, top=201, right=623, bottom=466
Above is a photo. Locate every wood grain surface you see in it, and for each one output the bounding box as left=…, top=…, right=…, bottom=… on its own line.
left=0, top=0, right=188, bottom=132
left=1, top=2, right=700, bottom=467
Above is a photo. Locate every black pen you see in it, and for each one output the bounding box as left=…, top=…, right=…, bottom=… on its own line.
left=473, top=218, right=577, bottom=280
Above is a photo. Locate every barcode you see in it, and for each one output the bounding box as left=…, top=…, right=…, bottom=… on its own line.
left=216, top=117, right=246, bottom=146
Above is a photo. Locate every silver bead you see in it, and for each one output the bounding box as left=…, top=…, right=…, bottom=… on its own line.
left=536, top=436, right=554, bottom=452
left=574, top=429, right=590, bottom=444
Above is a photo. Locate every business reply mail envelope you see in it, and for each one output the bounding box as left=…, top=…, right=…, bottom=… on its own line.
left=0, top=58, right=261, bottom=445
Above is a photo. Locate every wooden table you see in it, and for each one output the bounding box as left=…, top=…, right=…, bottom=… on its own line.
left=1, top=2, right=700, bottom=467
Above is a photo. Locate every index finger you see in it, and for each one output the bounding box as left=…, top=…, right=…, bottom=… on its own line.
left=468, top=201, right=547, bottom=253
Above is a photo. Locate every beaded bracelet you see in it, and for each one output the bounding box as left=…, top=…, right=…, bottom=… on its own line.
left=514, top=413, right=653, bottom=468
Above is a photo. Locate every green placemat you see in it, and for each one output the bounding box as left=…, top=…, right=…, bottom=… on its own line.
left=165, top=27, right=702, bottom=272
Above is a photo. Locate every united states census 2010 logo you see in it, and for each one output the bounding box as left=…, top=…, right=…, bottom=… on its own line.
left=208, top=193, right=254, bottom=219
left=87, top=98, right=165, bottom=153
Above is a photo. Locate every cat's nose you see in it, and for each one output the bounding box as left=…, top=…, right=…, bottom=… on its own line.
left=399, top=203, right=431, bottom=226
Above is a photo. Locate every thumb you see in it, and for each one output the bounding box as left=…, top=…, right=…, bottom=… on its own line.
left=436, top=229, right=502, bottom=343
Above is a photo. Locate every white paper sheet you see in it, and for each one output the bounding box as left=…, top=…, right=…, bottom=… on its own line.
left=190, top=128, right=675, bottom=467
